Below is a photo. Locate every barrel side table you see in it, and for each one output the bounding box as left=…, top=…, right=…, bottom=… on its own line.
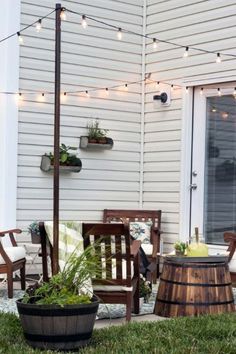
left=154, top=256, right=235, bottom=317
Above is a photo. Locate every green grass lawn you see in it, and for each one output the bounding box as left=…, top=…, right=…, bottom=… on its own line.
left=0, top=312, right=236, bottom=353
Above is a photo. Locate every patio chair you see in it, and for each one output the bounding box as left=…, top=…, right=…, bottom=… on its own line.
left=224, top=231, right=236, bottom=282
left=82, top=223, right=141, bottom=321
left=103, top=209, right=162, bottom=283
left=0, top=228, right=26, bottom=298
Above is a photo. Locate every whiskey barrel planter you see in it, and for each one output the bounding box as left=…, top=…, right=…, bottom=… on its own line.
left=16, top=296, right=99, bottom=351
left=154, top=256, right=234, bottom=317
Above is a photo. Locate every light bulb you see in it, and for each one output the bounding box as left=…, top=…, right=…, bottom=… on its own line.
left=218, top=88, right=221, bottom=96
left=60, top=8, right=67, bottom=20
left=117, top=28, right=122, bottom=40
left=156, top=81, right=160, bottom=89
left=211, top=107, right=217, bottom=113
left=200, top=88, right=203, bottom=95
left=85, top=90, right=90, bottom=97
left=185, top=86, right=189, bottom=93
left=36, top=19, right=42, bottom=32
left=222, top=112, right=229, bottom=119
left=171, top=84, right=174, bottom=92
left=234, top=87, right=236, bottom=96
left=216, top=53, right=221, bottom=63
left=105, top=88, right=109, bottom=95
left=18, top=92, right=23, bottom=100
left=124, top=83, right=128, bottom=90
left=17, top=32, right=23, bottom=44
left=82, top=15, right=87, bottom=29
left=183, top=46, right=189, bottom=58
left=153, top=38, right=157, bottom=50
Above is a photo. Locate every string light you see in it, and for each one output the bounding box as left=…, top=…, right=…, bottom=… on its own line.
left=124, top=83, right=128, bottom=90
left=171, top=84, right=174, bottom=92
left=82, top=15, right=87, bottom=29
left=222, top=112, right=229, bottom=119
left=200, top=88, right=204, bottom=95
left=153, top=38, right=157, bottom=50
left=60, top=8, right=67, bottom=20
left=105, top=87, right=109, bottom=95
left=36, top=19, right=42, bottom=32
left=234, top=87, right=236, bottom=96
left=117, top=28, right=122, bottom=40
left=156, top=81, right=160, bottom=89
left=217, top=88, right=221, bottom=96
left=211, top=107, right=217, bottom=113
left=17, top=32, right=23, bottom=44
left=185, top=86, right=189, bottom=93
left=216, top=53, right=221, bottom=63
left=183, top=46, right=189, bottom=58
left=85, top=90, right=90, bottom=97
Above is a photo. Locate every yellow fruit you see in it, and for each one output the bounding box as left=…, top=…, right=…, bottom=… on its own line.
left=186, top=242, right=208, bottom=257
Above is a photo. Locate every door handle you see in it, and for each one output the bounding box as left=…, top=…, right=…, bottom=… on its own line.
left=189, top=183, right=197, bottom=190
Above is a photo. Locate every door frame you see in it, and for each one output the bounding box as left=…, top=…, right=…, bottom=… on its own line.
left=179, top=79, right=236, bottom=248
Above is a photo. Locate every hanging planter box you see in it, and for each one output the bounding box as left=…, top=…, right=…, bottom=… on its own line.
left=80, top=136, right=113, bottom=150
left=40, top=155, right=82, bottom=173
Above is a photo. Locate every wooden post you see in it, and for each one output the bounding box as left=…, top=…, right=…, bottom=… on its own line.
left=52, top=3, right=61, bottom=275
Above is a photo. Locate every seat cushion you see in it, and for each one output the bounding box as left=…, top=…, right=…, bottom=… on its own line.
left=0, top=246, right=26, bottom=265
left=141, top=243, right=153, bottom=256
left=129, top=221, right=152, bottom=244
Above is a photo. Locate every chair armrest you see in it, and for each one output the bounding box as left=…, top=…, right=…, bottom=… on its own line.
left=130, top=240, right=141, bottom=257
left=0, top=228, right=22, bottom=236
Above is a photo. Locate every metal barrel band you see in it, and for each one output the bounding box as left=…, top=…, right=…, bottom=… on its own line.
left=156, top=298, right=234, bottom=306
left=160, top=277, right=232, bottom=287
left=166, top=262, right=226, bottom=269
left=17, top=305, right=98, bottom=316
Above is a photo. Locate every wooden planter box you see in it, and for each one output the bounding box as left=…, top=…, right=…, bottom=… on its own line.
left=80, top=136, right=113, bottom=150
left=16, top=296, right=99, bottom=351
left=40, top=155, right=82, bottom=173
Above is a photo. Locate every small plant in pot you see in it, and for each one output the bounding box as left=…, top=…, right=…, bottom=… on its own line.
left=46, top=143, right=80, bottom=166
left=174, top=241, right=187, bottom=256
left=87, top=120, right=108, bottom=144
left=28, top=221, right=41, bottom=244
left=139, top=274, right=152, bottom=305
left=16, top=245, right=101, bottom=351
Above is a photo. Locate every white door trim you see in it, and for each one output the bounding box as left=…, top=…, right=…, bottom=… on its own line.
left=180, top=79, right=236, bottom=243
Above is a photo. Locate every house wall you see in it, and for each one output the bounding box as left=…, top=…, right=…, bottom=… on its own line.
left=145, top=0, right=236, bottom=251
left=17, top=0, right=144, bottom=241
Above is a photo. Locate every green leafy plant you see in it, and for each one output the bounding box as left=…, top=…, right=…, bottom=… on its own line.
left=87, top=120, right=108, bottom=143
left=22, top=244, right=103, bottom=306
left=174, top=241, right=187, bottom=255
left=27, top=221, right=40, bottom=236
left=46, top=143, right=79, bottom=166
left=139, top=275, right=152, bottom=302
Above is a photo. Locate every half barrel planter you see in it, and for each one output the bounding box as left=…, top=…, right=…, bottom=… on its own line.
left=16, top=296, right=99, bottom=351
left=154, top=256, right=235, bottom=317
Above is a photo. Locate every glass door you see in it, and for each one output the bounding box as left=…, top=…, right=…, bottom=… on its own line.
left=191, top=85, right=236, bottom=246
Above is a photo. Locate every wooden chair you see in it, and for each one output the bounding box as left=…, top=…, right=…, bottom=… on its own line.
left=103, top=209, right=162, bottom=283
left=82, top=223, right=140, bottom=322
left=224, top=232, right=236, bottom=282
left=0, top=229, right=26, bottom=298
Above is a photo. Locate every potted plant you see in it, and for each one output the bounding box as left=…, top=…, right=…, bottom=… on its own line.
left=174, top=241, right=187, bottom=256
left=80, top=120, right=114, bottom=149
left=139, top=274, right=152, bottom=306
left=40, top=143, right=82, bottom=172
left=16, top=244, right=100, bottom=351
left=28, top=221, right=41, bottom=244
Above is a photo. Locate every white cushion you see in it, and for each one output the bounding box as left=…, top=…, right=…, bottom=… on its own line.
left=141, top=243, right=153, bottom=256
left=0, top=246, right=26, bottom=265
left=129, top=221, right=152, bottom=244
left=229, top=258, right=236, bottom=273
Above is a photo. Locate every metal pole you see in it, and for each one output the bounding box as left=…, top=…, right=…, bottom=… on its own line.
left=52, top=3, right=61, bottom=275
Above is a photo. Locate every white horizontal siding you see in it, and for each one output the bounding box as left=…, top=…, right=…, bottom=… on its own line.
left=18, top=0, right=143, bottom=235
left=144, top=0, right=236, bottom=250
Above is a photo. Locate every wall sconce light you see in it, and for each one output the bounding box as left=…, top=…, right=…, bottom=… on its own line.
left=153, top=92, right=171, bottom=107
